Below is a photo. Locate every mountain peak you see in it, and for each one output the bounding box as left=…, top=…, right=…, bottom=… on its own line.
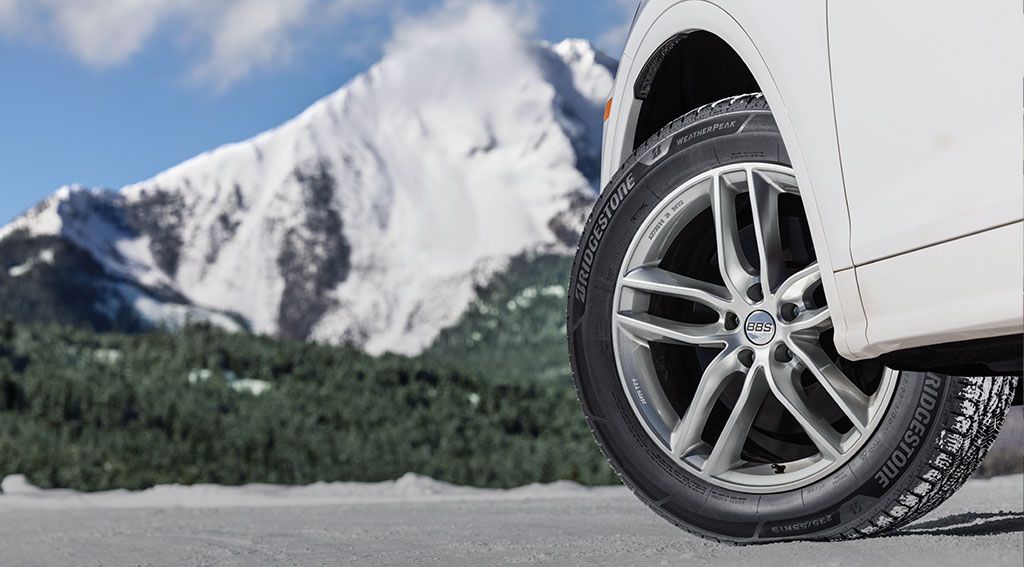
left=0, top=36, right=615, bottom=354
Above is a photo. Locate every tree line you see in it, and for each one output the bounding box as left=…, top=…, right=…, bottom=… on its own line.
left=0, top=322, right=616, bottom=491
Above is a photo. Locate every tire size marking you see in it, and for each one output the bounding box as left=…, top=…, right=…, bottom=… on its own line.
left=763, top=511, right=840, bottom=537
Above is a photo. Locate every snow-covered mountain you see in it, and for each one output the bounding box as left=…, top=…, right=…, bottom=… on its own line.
left=0, top=33, right=615, bottom=355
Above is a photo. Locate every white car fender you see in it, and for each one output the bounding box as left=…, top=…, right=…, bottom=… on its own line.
left=602, top=0, right=871, bottom=359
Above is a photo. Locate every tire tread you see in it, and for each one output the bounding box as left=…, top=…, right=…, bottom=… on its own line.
left=839, top=375, right=1020, bottom=539
left=567, top=93, right=1019, bottom=544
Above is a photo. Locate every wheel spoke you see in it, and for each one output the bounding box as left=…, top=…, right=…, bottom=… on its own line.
left=620, top=267, right=733, bottom=313
left=787, top=306, right=833, bottom=334
left=670, top=349, right=744, bottom=458
left=748, top=169, right=788, bottom=297
left=777, top=264, right=822, bottom=305
left=766, top=360, right=844, bottom=460
left=711, top=174, right=757, bottom=302
left=788, top=337, right=871, bottom=432
left=703, top=365, right=769, bottom=476
left=616, top=312, right=730, bottom=347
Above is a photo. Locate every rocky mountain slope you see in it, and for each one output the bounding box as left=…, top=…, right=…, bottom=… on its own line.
left=0, top=32, right=615, bottom=355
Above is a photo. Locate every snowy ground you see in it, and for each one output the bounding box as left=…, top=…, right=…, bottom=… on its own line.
left=0, top=474, right=1020, bottom=566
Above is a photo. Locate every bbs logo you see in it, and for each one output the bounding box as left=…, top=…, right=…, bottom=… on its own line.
left=743, top=311, right=777, bottom=345
left=746, top=321, right=774, bottom=334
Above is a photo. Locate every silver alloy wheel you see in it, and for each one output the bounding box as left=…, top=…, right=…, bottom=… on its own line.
left=612, top=163, right=897, bottom=494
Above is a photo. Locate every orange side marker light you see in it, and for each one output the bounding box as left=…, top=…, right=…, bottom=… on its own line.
left=604, top=97, right=613, bottom=122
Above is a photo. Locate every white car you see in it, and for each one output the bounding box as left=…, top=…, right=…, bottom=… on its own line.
left=568, top=0, right=1022, bottom=543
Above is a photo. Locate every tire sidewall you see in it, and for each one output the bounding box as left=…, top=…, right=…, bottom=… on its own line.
left=568, top=107, right=954, bottom=542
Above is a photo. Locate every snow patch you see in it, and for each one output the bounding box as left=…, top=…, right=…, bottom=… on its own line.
left=187, top=369, right=272, bottom=396
left=93, top=349, right=122, bottom=365
left=0, top=187, right=73, bottom=241
left=7, top=247, right=56, bottom=277
left=128, top=289, right=244, bottom=334
left=229, top=378, right=272, bottom=396
left=0, top=473, right=607, bottom=511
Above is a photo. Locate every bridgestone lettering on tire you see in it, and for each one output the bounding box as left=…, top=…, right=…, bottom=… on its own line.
left=566, top=94, right=1019, bottom=544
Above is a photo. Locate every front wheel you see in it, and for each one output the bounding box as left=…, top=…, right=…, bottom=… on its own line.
left=567, top=94, right=1018, bottom=543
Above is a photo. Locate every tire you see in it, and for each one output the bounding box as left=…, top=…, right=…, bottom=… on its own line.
left=566, top=93, right=1019, bottom=543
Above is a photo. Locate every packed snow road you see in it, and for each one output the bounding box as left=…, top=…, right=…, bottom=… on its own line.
left=0, top=474, right=1020, bottom=566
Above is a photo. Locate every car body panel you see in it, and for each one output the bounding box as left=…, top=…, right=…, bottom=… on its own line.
left=856, top=221, right=1024, bottom=355
left=829, top=0, right=1024, bottom=266
left=603, top=0, right=1024, bottom=361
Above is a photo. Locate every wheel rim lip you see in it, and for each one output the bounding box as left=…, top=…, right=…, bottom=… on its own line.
left=610, top=162, right=898, bottom=495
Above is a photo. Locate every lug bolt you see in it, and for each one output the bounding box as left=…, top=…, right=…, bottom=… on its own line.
left=781, top=303, right=799, bottom=322
left=725, top=312, right=740, bottom=331
left=747, top=285, right=764, bottom=303
left=738, top=349, right=755, bottom=367
left=774, top=344, right=793, bottom=363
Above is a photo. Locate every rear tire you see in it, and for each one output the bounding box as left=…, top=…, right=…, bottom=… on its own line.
left=567, top=94, right=1018, bottom=543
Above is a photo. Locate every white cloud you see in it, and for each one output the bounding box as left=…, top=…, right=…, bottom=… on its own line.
left=0, top=0, right=556, bottom=91
left=0, top=0, right=22, bottom=30
left=1, top=0, right=394, bottom=90
left=386, top=0, right=537, bottom=58
left=41, top=0, right=181, bottom=66
left=190, top=0, right=315, bottom=91
left=383, top=0, right=538, bottom=107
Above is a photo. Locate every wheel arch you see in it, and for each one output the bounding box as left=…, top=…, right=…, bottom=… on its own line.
left=631, top=30, right=760, bottom=152
left=603, top=0, right=870, bottom=360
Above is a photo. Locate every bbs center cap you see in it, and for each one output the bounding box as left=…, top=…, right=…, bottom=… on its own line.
left=744, top=310, right=777, bottom=345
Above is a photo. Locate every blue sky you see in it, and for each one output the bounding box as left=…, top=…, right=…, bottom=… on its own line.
left=0, top=0, right=634, bottom=224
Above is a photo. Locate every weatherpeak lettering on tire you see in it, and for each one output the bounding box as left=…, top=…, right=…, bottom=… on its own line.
left=639, top=117, right=750, bottom=168
left=674, top=118, right=741, bottom=147
left=573, top=172, right=636, bottom=304
left=873, top=375, right=943, bottom=489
